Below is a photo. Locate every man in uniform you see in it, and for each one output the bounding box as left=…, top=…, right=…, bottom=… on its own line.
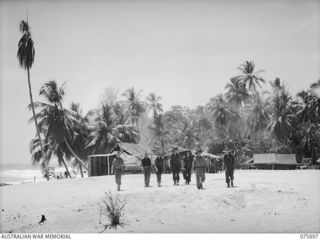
left=112, top=151, right=125, bottom=191
left=223, top=147, right=235, bottom=188
left=154, top=151, right=164, bottom=187
left=142, top=153, right=152, bottom=187
left=183, top=151, right=193, bottom=184
left=170, top=147, right=181, bottom=186
left=193, top=147, right=206, bottom=189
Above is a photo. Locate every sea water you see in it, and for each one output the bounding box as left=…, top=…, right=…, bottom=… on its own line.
left=0, top=163, right=46, bottom=184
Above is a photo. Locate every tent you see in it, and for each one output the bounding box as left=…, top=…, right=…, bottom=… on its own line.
left=252, top=154, right=297, bottom=169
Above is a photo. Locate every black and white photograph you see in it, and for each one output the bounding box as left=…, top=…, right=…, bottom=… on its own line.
left=0, top=0, right=319, bottom=237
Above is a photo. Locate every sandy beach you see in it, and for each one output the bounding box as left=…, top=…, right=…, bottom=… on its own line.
left=0, top=170, right=319, bottom=233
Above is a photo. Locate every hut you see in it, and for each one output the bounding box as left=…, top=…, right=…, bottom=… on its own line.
left=252, top=154, right=297, bottom=169
left=87, top=143, right=152, bottom=177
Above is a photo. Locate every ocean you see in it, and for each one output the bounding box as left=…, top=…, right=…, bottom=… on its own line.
left=0, top=163, right=53, bottom=184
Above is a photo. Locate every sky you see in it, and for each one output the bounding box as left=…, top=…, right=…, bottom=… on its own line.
left=0, top=0, right=319, bottom=165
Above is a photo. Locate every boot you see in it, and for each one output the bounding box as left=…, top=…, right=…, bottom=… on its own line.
left=231, top=181, right=233, bottom=187
left=227, top=183, right=230, bottom=188
left=117, top=185, right=120, bottom=191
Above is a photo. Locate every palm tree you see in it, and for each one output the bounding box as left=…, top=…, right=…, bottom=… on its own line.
left=69, top=103, right=90, bottom=177
left=296, top=88, right=320, bottom=158
left=267, top=89, right=293, bottom=143
left=225, top=77, right=249, bottom=109
left=87, top=103, right=138, bottom=154
left=176, top=120, right=200, bottom=149
left=32, top=81, right=88, bottom=171
left=246, top=93, right=271, bottom=140
left=17, top=20, right=46, bottom=171
left=148, top=114, right=169, bottom=152
left=146, top=93, right=163, bottom=119
left=207, top=95, right=233, bottom=139
left=123, top=87, right=146, bottom=137
left=30, top=135, right=73, bottom=178
left=236, top=60, right=265, bottom=93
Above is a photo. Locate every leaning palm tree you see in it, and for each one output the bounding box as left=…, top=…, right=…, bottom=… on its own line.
left=146, top=93, right=163, bottom=119
left=30, top=135, right=73, bottom=178
left=32, top=81, right=88, bottom=170
left=236, top=60, right=265, bottom=93
left=122, top=87, right=146, bottom=137
left=17, top=20, right=46, bottom=170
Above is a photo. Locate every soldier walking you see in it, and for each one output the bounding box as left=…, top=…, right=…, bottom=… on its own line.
left=183, top=151, right=193, bottom=184
left=170, top=147, right=181, bottom=186
left=154, top=152, right=164, bottom=187
left=223, top=147, right=235, bottom=188
left=112, top=151, right=125, bottom=191
left=142, top=153, right=152, bottom=187
left=193, top=147, right=206, bottom=189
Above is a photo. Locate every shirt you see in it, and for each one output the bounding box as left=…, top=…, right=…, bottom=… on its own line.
left=142, top=157, right=151, bottom=167
left=170, top=153, right=181, bottom=170
left=193, top=156, right=206, bottom=168
left=113, top=157, right=124, bottom=170
left=155, top=157, right=164, bottom=169
left=184, top=154, right=194, bottom=170
left=224, top=153, right=235, bottom=170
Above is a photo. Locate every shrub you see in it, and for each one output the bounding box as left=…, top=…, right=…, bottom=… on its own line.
left=99, top=191, right=127, bottom=232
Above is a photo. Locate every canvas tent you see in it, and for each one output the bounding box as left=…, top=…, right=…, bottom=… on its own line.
left=252, top=154, right=297, bottom=169
left=87, top=143, right=152, bottom=177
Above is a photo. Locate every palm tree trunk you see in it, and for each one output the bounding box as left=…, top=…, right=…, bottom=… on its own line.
left=60, top=157, right=72, bottom=178
left=27, top=67, right=48, bottom=178
left=63, top=137, right=88, bottom=170
left=79, top=163, right=84, bottom=178
left=136, top=120, right=140, bottom=142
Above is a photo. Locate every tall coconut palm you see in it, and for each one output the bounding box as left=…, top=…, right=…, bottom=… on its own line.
left=17, top=20, right=46, bottom=170
left=146, top=93, right=163, bottom=119
left=32, top=81, right=88, bottom=170
left=123, top=87, right=146, bottom=137
left=237, top=60, right=265, bottom=93
left=225, top=77, right=249, bottom=109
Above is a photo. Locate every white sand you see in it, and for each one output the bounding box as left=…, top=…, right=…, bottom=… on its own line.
left=0, top=170, right=319, bottom=233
